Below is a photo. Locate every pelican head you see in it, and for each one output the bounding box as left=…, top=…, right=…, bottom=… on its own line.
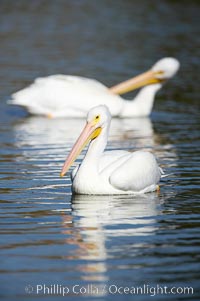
left=109, top=57, right=180, bottom=95
left=60, top=105, right=111, bottom=177
left=87, top=105, right=111, bottom=129
left=151, top=57, right=180, bottom=80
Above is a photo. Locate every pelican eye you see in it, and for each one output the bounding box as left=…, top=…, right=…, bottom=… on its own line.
left=156, top=70, right=164, bottom=77
left=154, top=70, right=165, bottom=81
left=95, top=115, right=100, bottom=121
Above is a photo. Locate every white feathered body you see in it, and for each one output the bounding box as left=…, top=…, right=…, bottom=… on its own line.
left=9, top=75, right=123, bottom=117
left=72, top=150, right=162, bottom=195
left=60, top=105, right=165, bottom=195
left=71, top=120, right=163, bottom=196
left=9, top=75, right=161, bottom=118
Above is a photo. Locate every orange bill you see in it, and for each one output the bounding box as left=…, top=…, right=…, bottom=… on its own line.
left=109, top=70, right=164, bottom=95
left=60, top=122, right=101, bottom=177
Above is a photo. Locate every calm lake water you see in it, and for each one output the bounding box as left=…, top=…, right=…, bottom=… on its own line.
left=0, top=1, right=199, bottom=300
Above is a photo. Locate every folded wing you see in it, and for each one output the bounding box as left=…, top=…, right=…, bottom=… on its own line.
left=109, top=151, right=161, bottom=192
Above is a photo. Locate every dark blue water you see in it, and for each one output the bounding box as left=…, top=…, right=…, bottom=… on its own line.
left=0, top=1, right=199, bottom=300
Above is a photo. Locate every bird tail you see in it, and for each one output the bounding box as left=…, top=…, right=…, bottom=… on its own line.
left=7, top=98, right=15, bottom=105
left=160, top=167, right=173, bottom=179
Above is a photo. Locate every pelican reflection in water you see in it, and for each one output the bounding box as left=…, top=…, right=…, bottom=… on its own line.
left=60, top=193, right=163, bottom=286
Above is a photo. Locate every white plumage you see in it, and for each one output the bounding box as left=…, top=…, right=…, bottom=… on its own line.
left=60, top=105, right=164, bottom=195
left=8, top=57, right=179, bottom=118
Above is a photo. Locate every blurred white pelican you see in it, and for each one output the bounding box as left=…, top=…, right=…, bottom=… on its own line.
left=60, top=105, right=165, bottom=194
left=8, top=57, right=179, bottom=118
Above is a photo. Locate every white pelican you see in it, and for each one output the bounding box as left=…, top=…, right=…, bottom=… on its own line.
left=8, top=57, right=179, bottom=118
left=60, top=105, right=165, bottom=195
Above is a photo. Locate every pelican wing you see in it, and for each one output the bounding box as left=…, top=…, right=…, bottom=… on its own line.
left=109, top=151, right=161, bottom=192
left=71, top=150, right=129, bottom=181
left=99, top=150, right=129, bottom=172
